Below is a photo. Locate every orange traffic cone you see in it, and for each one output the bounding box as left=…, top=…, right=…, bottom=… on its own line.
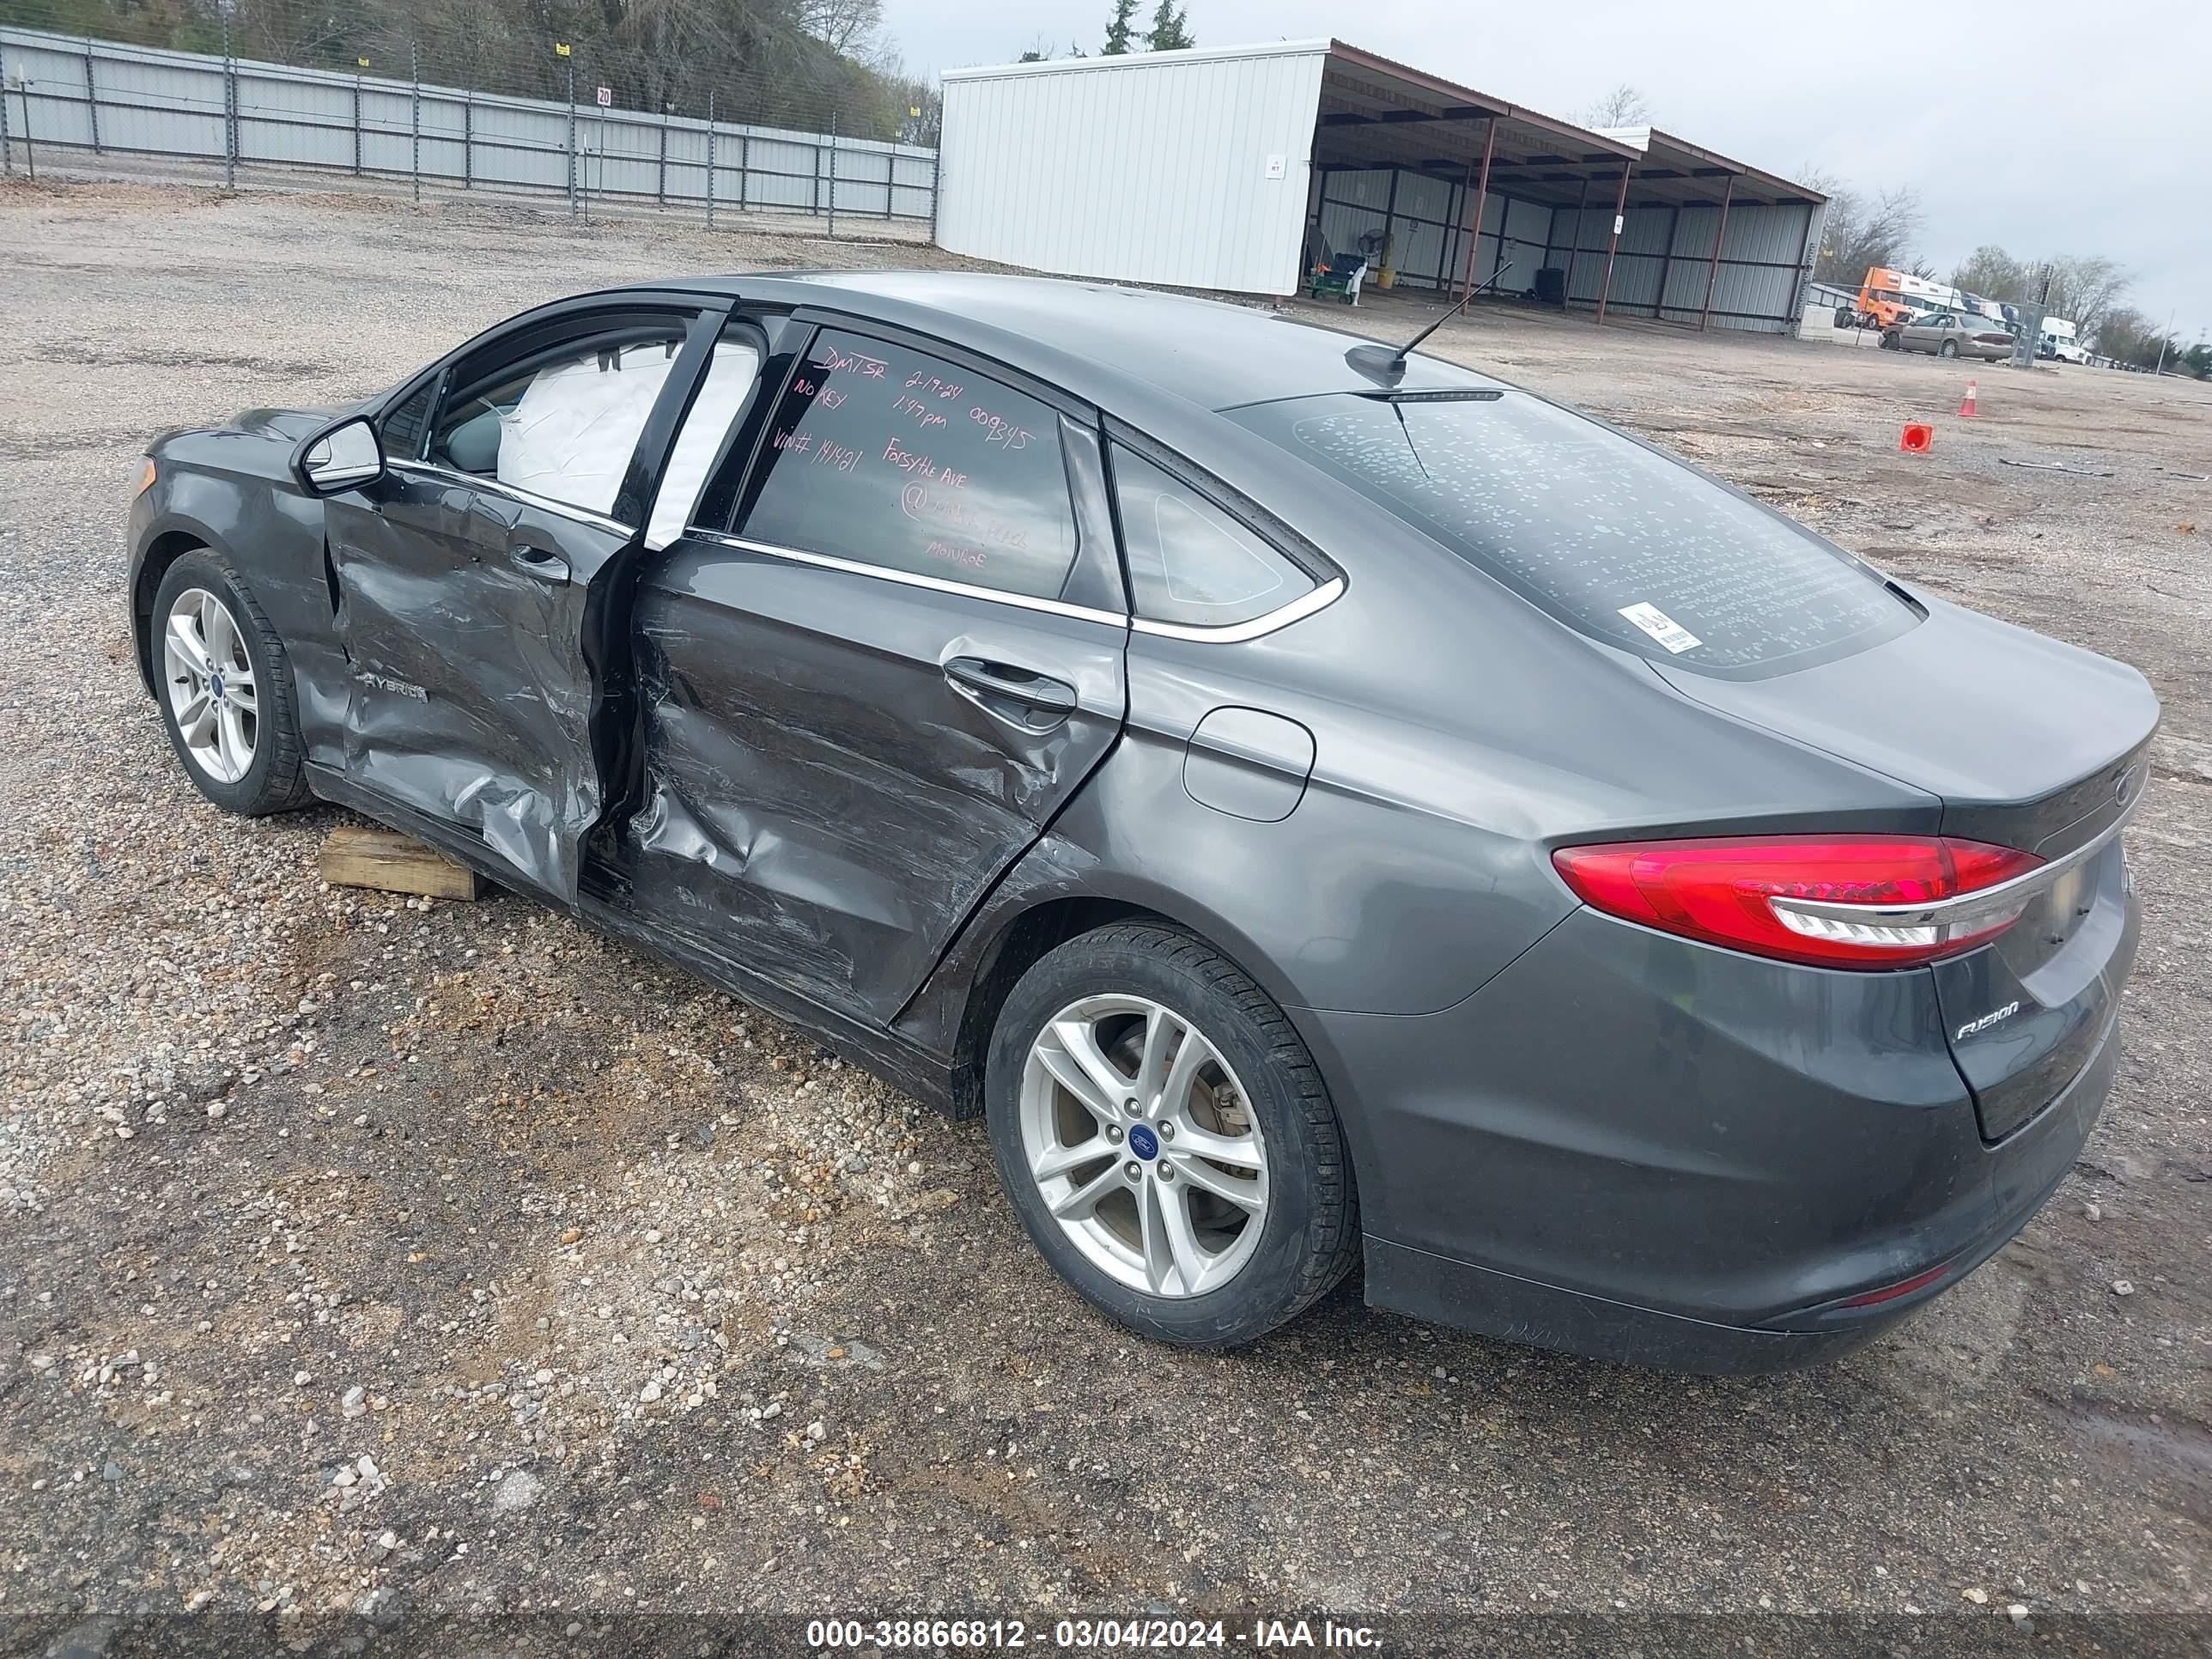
left=1900, top=422, right=1934, bottom=453
left=1959, top=379, right=1979, bottom=417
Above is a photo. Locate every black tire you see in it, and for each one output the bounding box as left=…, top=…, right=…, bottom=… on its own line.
left=1940, top=340, right=1960, bottom=359
left=150, top=549, right=314, bottom=817
left=983, top=921, right=1359, bottom=1347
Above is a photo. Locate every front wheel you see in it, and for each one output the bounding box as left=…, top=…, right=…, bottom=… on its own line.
left=151, top=550, right=313, bottom=816
left=1940, top=340, right=1960, bottom=359
left=984, top=922, right=1358, bottom=1346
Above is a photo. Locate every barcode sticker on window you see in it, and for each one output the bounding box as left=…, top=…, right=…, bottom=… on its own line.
left=1619, top=602, right=1702, bottom=654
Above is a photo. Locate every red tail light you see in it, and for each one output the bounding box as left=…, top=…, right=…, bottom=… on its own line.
left=1838, top=1261, right=1954, bottom=1307
left=1552, top=835, right=2044, bottom=969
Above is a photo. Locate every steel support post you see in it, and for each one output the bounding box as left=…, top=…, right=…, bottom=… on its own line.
left=1560, top=175, right=1590, bottom=308
left=83, top=40, right=101, bottom=154
left=1594, top=162, right=1632, bottom=325
left=1457, top=117, right=1497, bottom=303
left=0, top=36, right=14, bottom=178
left=222, top=14, right=235, bottom=190
left=1698, top=174, right=1735, bottom=331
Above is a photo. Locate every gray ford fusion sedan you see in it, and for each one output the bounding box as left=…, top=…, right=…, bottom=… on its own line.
left=127, top=272, right=2154, bottom=1370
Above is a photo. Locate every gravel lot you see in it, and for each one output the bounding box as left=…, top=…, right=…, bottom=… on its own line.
left=2, top=179, right=2207, bottom=1656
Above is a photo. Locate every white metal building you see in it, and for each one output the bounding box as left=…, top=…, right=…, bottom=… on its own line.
left=936, top=40, right=1826, bottom=335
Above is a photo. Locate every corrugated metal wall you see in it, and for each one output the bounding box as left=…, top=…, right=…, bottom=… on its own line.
left=0, top=25, right=934, bottom=222
left=1312, top=167, right=1566, bottom=296
left=936, top=45, right=1329, bottom=295
left=1547, top=198, right=1816, bottom=332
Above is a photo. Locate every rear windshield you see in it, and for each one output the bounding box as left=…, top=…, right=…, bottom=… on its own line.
left=1229, top=391, right=1917, bottom=678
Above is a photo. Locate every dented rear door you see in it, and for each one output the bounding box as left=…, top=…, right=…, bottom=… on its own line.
left=613, top=323, right=1128, bottom=1025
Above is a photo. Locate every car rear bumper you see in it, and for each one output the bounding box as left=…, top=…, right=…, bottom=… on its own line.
left=1297, top=899, right=2135, bottom=1372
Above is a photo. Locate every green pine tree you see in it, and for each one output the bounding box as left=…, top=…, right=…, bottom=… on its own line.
left=1147, top=0, right=1194, bottom=50
left=1103, top=0, right=1139, bottom=54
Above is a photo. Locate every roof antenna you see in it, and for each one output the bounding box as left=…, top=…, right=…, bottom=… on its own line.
left=1346, top=261, right=1516, bottom=386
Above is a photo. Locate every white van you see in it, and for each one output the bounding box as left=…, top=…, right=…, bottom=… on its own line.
left=2040, top=317, right=2087, bottom=364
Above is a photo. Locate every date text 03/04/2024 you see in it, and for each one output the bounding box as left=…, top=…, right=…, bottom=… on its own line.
left=805, top=1616, right=1384, bottom=1650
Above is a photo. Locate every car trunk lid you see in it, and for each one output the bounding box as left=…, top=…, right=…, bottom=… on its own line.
left=1653, top=592, right=2157, bottom=1139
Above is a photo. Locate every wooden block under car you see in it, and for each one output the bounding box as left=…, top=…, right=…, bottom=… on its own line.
left=319, top=826, right=483, bottom=901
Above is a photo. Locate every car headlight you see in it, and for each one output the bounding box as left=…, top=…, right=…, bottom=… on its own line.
left=135, top=459, right=157, bottom=497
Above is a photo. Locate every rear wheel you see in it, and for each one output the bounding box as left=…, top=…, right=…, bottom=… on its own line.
left=1941, top=340, right=1960, bottom=359
left=984, top=922, right=1358, bottom=1346
left=152, top=550, right=313, bottom=817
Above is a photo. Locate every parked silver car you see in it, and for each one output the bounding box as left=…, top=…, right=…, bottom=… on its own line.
left=1882, top=313, right=2015, bottom=361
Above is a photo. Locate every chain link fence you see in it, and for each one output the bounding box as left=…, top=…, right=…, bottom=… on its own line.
left=0, top=18, right=938, bottom=240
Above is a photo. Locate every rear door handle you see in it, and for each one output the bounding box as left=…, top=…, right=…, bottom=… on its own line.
left=943, top=656, right=1079, bottom=722
left=511, top=544, right=570, bottom=583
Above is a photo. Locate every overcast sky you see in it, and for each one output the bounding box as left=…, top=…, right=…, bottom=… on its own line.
left=883, top=0, right=2208, bottom=343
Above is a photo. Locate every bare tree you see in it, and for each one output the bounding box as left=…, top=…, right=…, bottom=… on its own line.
left=1807, top=172, right=1923, bottom=287
left=1580, top=83, right=1650, bottom=129
left=1949, top=245, right=2028, bottom=301
left=2040, top=254, right=2130, bottom=341
left=797, top=0, right=885, bottom=55
left=1938, top=246, right=2130, bottom=342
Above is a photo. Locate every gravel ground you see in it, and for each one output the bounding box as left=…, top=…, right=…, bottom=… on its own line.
left=1, top=179, right=2207, bottom=1657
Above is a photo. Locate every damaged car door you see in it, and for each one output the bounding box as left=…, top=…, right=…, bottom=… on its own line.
left=618, top=322, right=1129, bottom=1024
left=323, top=305, right=714, bottom=899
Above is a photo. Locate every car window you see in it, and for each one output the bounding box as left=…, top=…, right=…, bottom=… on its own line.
left=1229, top=391, right=1917, bottom=678
left=1109, top=447, right=1316, bottom=629
left=429, top=331, right=684, bottom=517
left=735, top=330, right=1080, bottom=602
left=644, top=336, right=763, bottom=551
left=380, top=380, right=436, bottom=462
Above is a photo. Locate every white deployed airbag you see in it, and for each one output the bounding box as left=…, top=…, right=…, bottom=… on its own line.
left=499, top=341, right=678, bottom=514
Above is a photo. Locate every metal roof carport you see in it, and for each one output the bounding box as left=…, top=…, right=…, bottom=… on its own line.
left=935, top=40, right=1825, bottom=333
left=1309, top=49, right=1827, bottom=333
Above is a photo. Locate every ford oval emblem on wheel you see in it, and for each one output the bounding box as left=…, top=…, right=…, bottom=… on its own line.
left=1126, top=1123, right=1160, bottom=1161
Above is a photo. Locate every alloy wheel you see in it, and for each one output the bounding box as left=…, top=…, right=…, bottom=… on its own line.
left=162, top=586, right=258, bottom=784
left=1018, top=993, right=1269, bottom=1297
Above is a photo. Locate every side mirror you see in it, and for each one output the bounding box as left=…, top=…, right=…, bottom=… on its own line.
left=294, top=416, right=386, bottom=495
